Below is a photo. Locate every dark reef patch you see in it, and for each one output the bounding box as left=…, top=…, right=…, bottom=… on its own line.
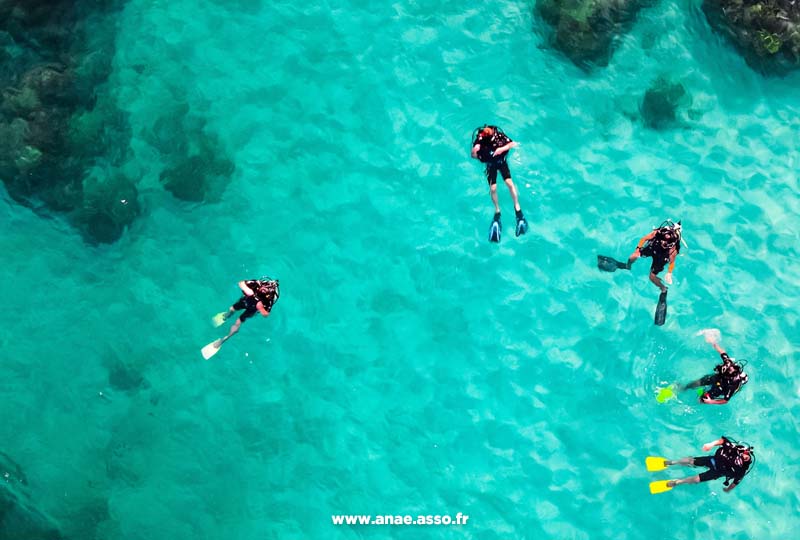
left=640, top=77, right=690, bottom=129
left=535, top=0, right=652, bottom=68
left=703, top=0, right=800, bottom=74
left=0, top=1, right=134, bottom=243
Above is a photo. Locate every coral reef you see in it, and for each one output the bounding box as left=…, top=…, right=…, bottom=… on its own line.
left=536, top=0, right=650, bottom=67
left=640, top=77, right=690, bottom=129
left=106, top=356, right=148, bottom=393
left=0, top=1, right=135, bottom=243
left=703, top=0, right=800, bottom=73
left=144, top=100, right=235, bottom=203
left=0, top=451, right=64, bottom=540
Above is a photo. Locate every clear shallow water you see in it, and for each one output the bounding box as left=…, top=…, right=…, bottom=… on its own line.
left=1, top=1, right=799, bottom=538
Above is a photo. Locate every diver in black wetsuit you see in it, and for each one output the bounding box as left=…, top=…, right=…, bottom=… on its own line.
left=211, top=278, right=280, bottom=348
left=626, top=220, right=682, bottom=293
left=470, top=125, right=527, bottom=240
left=682, top=336, right=748, bottom=405
left=662, top=437, right=754, bottom=493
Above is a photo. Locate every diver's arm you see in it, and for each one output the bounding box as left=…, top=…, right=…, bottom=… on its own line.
left=637, top=231, right=656, bottom=249
left=665, top=246, right=678, bottom=284
left=238, top=281, right=256, bottom=296
left=256, top=301, right=270, bottom=317
left=492, top=141, right=518, bottom=157
left=628, top=231, right=656, bottom=262
left=701, top=395, right=728, bottom=405
left=723, top=476, right=742, bottom=493
left=471, top=144, right=480, bottom=159
left=711, top=342, right=726, bottom=355
left=701, top=438, right=725, bottom=452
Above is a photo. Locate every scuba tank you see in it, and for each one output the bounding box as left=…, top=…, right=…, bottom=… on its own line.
left=643, top=220, right=682, bottom=255
left=471, top=125, right=510, bottom=163
left=717, top=437, right=755, bottom=485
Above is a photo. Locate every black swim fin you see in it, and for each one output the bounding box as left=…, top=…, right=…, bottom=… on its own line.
left=654, top=291, right=668, bottom=326
left=488, top=213, right=501, bottom=243
left=515, top=210, right=528, bottom=237
left=597, top=255, right=629, bottom=272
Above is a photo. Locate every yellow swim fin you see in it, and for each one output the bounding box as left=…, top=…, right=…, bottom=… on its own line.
left=645, top=456, right=668, bottom=472
left=649, top=480, right=674, bottom=495
left=212, top=312, right=228, bottom=328
left=655, top=386, right=675, bottom=403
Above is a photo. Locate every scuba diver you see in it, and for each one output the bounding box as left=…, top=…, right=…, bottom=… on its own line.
left=626, top=220, right=682, bottom=293
left=470, top=125, right=528, bottom=242
left=647, top=436, right=754, bottom=494
left=681, top=333, right=748, bottom=404
left=201, top=277, right=280, bottom=359
left=597, top=220, right=683, bottom=325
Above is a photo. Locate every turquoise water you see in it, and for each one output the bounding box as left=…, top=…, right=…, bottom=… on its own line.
left=2, top=0, right=800, bottom=538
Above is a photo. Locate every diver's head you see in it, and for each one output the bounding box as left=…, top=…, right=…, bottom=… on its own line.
left=479, top=126, right=494, bottom=139
left=259, top=279, right=280, bottom=297
left=659, top=229, right=677, bottom=247
left=738, top=445, right=753, bottom=465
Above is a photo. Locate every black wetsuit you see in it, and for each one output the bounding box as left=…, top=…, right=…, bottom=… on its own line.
left=233, top=280, right=278, bottom=323
left=639, top=229, right=680, bottom=274
left=474, top=127, right=513, bottom=186
left=688, top=353, right=748, bottom=402
left=694, top=438, right=751, bottom=486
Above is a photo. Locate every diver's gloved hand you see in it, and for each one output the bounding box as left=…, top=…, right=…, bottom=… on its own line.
left=665, top=272, right=673, bottom=285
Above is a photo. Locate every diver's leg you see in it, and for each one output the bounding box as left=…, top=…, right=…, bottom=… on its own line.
left=664, top=457, right=696, bottom=467
left=626, top=250, right=640, bottom=269
left=682, top=375, right=717, bottom=390
left=490, top=183, right=500, bottom=215
left=503, top=177, right=521, bottom=213
left=667, top=475, right=701, bottom=488
left=650, top=271, right=668, bottom=293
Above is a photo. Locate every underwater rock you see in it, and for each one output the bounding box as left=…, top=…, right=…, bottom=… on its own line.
left=107, top=357, right=147, bottom=393
left=0, top=1, right=88, bottom=56
left=0, top=488, right=64, bottom=540
left=152, top=111, right=235, bottom=202
left=640, top=77, right=689, bottom=129
left=20, top=64, right=78, bottom=108
left=159, top=151, right=235, bottom=203
left=0, top=451, right=64, bottom=540
left=68, top=97, right=131, bottom=163
left=0, top=116, right=83, bottom=211
left=62, top=496, right=110, bottom=540
left=0, top=451, right=28, bottom=487
left=143, top=104, right=194, bottom=157
left=76, top=172, right=140, bottom=244
left=703, top=0, right=800, bottom=74
left=536, top=0, right=649, bottom=67
left=0, top=1, right=133, bottom=243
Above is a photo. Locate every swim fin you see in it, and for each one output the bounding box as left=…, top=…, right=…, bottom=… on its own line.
left=488, top=213, right=501, bottom=243
left=654, top=291, right=668, bottom=326
left=201, top=338, right=225, bottom=360
left=515, top=210, right=528, bottom=237
left=597, top=255, right=629, bottom=272
left=649, top=480, right=674, bottom=495
left=655, top=386, right=675, bottom=404
left=212, top=312, right=228, bottom=328
left=645, top=456, right=669, bottom=472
